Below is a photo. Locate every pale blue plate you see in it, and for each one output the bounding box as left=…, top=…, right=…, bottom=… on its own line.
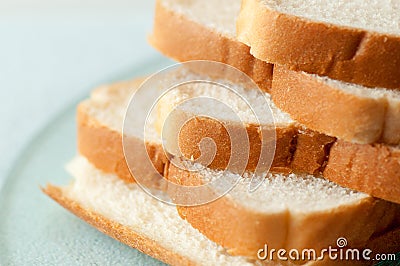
left=0, top=57, right=173, bottom=265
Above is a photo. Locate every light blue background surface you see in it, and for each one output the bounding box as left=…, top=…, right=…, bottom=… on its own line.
left=0, top=0, right=158, bottom=185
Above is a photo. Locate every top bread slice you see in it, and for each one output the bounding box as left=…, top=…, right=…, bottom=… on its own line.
left=149, top=0, right=273, bottom=92
left=44, top=157, right=400, bottom=266
left=151, top=0, right=400, bottom=145
left=237, top=0, right=400, bottom=89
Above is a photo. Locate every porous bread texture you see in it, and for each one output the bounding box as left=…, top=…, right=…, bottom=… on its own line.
left=149, top=0, right=273, bottom=91
left=271, top=66, right=400, bottom=144
left=183, top=161, right=369, bottom=212
left=156, top=80, right=292, bottom=127
left=81, top=78, right=159, bottom=141
left=262, top=0, right=400, bottom=36
left=57, top=156, right=254, bottom=266
left=83, top=81, right=134, bottom=132
left=160, top=0, right=240, bottom=38
left=237, top=0, right=400, bottom=89
left=169, top=161, right=400, bottom=258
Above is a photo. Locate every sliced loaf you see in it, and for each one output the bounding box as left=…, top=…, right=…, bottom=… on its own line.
left=146, top=0, right=400, bottom=203
left=157, top=81, right=400, bottom=204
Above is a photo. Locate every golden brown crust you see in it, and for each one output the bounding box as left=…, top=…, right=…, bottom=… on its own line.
left=175, top=117, right=336, bottom=175
left=324, top=140, right=400, bottom=205
left=290, top=129, right=336, bottom=175
left=77, top=105, right=134, bottom=183
left=271, top=65, right=400, bottom=145
left=168, top=164, right=400, bottom=260
left=42, top=185, right=195, bottom=266
left=237, top=0, right=400, bottom=89
left=77, top=102, right=168, bottom=185
left=149, top=0, right=273, bottom=92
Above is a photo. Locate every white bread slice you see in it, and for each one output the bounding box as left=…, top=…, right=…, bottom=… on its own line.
left=78, top=78, right=400, bottom=203
left=271, top=65, right=400, bottom=145
left=156, top=81, right=400, bottom=204
left=156, top=79, right=335, bottom=175
left=149, top=0, right=273, bottom=92
left=78, top=76, right=333, bottom=182
left=237, top=0, right=400, bottom=89
left=43, top=157, right=400, bottom=265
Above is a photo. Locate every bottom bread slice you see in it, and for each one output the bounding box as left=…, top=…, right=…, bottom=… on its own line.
left=168, top=162, right=400, bottom=259
left=43, top=157, right=400, bottom=266
left=44, top=156, right=253, bottom=266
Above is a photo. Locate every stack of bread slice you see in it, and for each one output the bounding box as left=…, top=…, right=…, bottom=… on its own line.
left=44, top=0, right=400, bottom=265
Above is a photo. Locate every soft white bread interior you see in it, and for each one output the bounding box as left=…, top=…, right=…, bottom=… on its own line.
left=271, top=66, right=400, bottom=144
left=156, top=80, right=291, bottom=128
left=237, top=0, right=400, bottom=89
left=261, top=0, right=400, bottom=35
left=44, top=157, right=400, bottom=265
left=158, top=0, right=240, bottom=38
left=169, top=160, right=400, bottom=258
left=80, top=78, right=159, bottom=141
